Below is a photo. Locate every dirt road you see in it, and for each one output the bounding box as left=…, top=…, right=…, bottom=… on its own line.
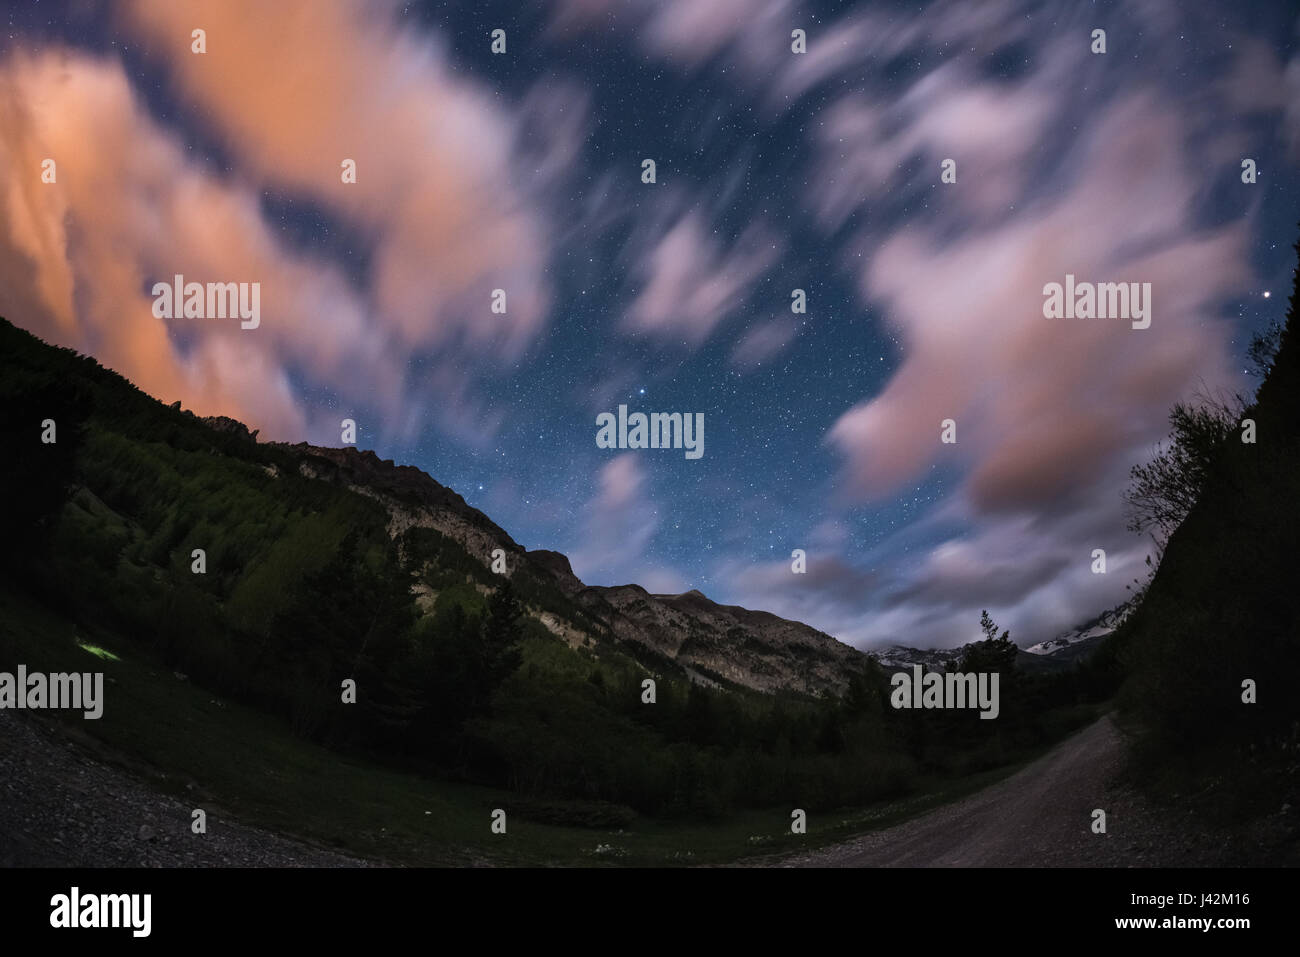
left=774, top=715, right=1260, bottom=867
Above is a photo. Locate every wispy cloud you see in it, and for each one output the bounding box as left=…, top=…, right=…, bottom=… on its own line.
left=567, top=453, right=687, bottom=592
left=624, top=208, right=782, bottom=345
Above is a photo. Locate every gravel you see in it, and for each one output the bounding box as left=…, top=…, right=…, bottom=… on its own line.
left=0, top=710, right=372, bottom=868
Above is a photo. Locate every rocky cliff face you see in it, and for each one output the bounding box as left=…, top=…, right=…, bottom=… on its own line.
left=266, top=440, right=870, bottom=696
left=588, top=588, right=867, bottom=694
left=286, top=443, right=526, bottom=570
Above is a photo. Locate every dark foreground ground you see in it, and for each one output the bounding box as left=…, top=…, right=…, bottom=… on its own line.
left=0, top=711, right=370, bottom=867
left=770, top=715, right=1294, bottom=867
left=2, top=709, right=1292, bottom=868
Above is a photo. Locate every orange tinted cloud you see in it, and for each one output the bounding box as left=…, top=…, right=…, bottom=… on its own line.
left=1, top=0, right=562, bottom=443
left=124, top=0, right=552, bottom=358
left=0, top=50, right=315, bottom=437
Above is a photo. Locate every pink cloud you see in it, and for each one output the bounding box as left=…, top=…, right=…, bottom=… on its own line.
left=729, top=318, right=799, bottom=368
left=625, top=211, right=782, bottom=344
left=828, top=92, right=1250, bottom=509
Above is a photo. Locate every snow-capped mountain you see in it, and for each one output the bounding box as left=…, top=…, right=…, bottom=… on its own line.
left=1024, top=600, right=1135, bottom=656
left=870, top=599, right=1136, bottom=673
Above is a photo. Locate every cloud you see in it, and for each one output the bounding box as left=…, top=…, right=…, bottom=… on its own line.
left=720, top=550, right=878, bottom=626
left=550, top=0, right=1037, bottom=113
left=123, top=0, right=555, bottom=362
left=550, top=0, right=797, bottom=78
left=807, top=59, right=1061, bottom=230
left=715, top=488, right=1152, bottom=650
left=1282, top=48, right=1300, bottom=161
left=783, top=6, right=1275, bottom=649
left=0, top=49, right=339, bottom=438
left=624, top=210, right=782, bottom=344
left=638, top=0, right=795, bottom=70
left=827, top=92, right=1249, bottom=507
left=863, top=501, right=1151, bottom=649
left=567, top=453, right=686, bottom=591
left=729, top=318, right=799, bottom=368
left=806, top=80, right=1254, bottom=646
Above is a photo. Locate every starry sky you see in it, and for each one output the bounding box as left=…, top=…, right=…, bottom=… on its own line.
left=2, top=0, right=1297, bottom=650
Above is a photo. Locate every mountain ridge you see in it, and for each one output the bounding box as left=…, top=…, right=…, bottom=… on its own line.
left=258, top=433, right=870, bottom=695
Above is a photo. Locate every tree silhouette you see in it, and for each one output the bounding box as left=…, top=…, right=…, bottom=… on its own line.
left=1123, top=395, right=1239, bottom=554
left=961, top=610, right=1017, bottom=674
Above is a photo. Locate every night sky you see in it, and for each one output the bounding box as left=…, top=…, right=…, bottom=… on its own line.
left=2, top=0, right=1297, bottom=649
